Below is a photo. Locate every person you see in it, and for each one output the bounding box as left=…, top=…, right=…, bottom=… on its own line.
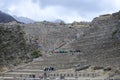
left=43, top=72, right=47, bottom=80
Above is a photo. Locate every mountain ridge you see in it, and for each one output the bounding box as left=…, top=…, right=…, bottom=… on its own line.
left=13, top=15, right=35, bottom=24
left=0, top=11, right=19, bottom=23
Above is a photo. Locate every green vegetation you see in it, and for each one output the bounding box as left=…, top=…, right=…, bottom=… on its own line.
left=13, top=58, right=22, bottom=66
left=0, top=24, right=35, bottom=68
left=93, top=66, right=104, bottom=70
left=112, top=29, right=118, bottom=36
left=0, top=67, right=7, bottom=72
left=104, top=67, right=111, bottom=71
left=31, top=49, right=42, bottom=58
left=59, top=50, right=68, bottom=53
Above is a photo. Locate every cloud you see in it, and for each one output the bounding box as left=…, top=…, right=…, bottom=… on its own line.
left=38, top=0, right=120, bottom=18
left=111, top=0, right=120, bottom=9
left=4, top=0, right=85, bottom=23
left=39, top=0, right=102, bottom=12
left=0, top=0, right=120, bottom=23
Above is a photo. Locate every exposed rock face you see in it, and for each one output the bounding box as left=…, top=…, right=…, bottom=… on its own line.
left=112, top=11, right=120, bottom=40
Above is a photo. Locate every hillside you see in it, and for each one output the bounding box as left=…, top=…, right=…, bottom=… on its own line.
left=0, top=23, right=40, bottom=71
left=23, top=11, right=120, bottom=68
left=23, top=21, right=83, bottom=51
left=61, top=12, right=120, bottom=68
left=0, top=11, right=120, bottom=71
left=0, top=11, right=18, bottom=23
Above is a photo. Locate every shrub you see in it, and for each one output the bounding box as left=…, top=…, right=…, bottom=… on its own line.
left=31, top=49, right=42, bottom=58
left=104, top=67, right=111, bottom=71
left=0, top=67, right=7, bottom=72
left=93, top=66, right=104, bottom=70
left=112, top=29, right=118, bottom=37
left=13, top=58, right=22, bottom=66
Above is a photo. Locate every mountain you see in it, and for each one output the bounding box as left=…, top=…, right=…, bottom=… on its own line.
left=59, top=12, right=120, bottom=68
left=13, top=16, right=35, bottom=24
left=23, top=11, right=120, bottom=68
left=0, top=11, right=18, bottom=23
left=1, top=10, right=120, bottom=71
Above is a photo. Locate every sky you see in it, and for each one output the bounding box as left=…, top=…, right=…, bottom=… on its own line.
left=0, top=0, right=120, bottom=23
